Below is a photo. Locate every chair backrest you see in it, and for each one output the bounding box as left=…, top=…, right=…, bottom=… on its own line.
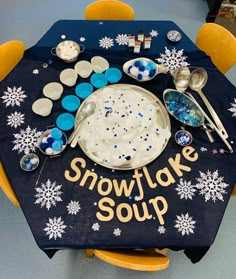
left=0, top=40, right=26, bottom=81
left=195, top=23, right=236, bottom=74
left=85, top=0, right=135, bottom=20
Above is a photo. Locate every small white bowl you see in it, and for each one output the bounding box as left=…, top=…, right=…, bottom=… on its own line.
left=43, top=82, right=64, bottom=100
left=59, top=69, right=78, bottom=87
left=74, top=60, right=93, bottom=78
left=32, top=98, right=53, bottom=117
left=91, top=56, right=109, bottom=73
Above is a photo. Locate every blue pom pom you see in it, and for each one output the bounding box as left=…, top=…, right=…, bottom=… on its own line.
left=40, top=142, right=48, bottom=151
left=47, top=137, right=54, bottom=144
left=128, top=65, right=132, bottom=73
left=134, top=61, right=141, bottom=67
left=139, top=65, right=145, bottom=71
left=61, top=135, right=67, bottom=144
left=137, top=73, right=143, bottom=80
left=51, top=128, right=62, bottom=140
left=52, top=140, right=62, bottom=151
left=149, top=69, right=156, bottom=77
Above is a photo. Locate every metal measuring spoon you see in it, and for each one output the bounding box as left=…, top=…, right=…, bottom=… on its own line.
left=173, top=66, right=191, bottom=92
left=68, top=102, right=96, bottom=148
left=189, top=68, right=229, bottom=139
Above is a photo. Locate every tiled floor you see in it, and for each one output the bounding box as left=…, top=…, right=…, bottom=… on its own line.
left=0, top=1, right=236, bottom=278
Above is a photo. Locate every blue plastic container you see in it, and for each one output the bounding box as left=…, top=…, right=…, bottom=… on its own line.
left=105, top=67, right=122, bottom=83
left=75, top=82, right=94, bottom=99
left=62, top=95, right=80, bottom=112
left=56, top=112, right=75, bottom=131
left=90, top=73, right=108, bottom=89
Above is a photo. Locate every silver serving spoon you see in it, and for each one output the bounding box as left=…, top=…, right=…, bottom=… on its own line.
left=68, top=102, right=96, bottom=148
left=189, top=68, right=229, bottom=139
left=173, top=66, right=191, bottom=92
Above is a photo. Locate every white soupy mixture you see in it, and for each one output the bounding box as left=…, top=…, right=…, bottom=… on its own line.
left=78, top=86, right=171, bottom=168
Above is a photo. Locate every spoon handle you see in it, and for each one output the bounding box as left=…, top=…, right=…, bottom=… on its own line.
left=68, top=123, right=81, bottom=144
left=196, top=89, right=229, bottom=139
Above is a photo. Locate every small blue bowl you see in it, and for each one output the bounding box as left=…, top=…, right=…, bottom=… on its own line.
left=90, top=73, right=108, bottom=89
left=62, top=95, right=80, bottom=112
left=56, top=112, right=75, bottom=131
left=175, top=130, right=193, bottom=146
left=105, top=67, right=122, bottom=83
left=75, top=82, right=94, bottom=99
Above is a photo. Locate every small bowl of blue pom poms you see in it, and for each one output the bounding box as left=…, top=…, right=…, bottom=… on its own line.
left=20, top=153, right=40, bottom=172
left=38, top=127, right=67, bottom=156
left=123, top=57, right=167, bottom=82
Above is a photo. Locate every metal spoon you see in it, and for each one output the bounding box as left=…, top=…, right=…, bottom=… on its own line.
left=173, top=66, right=191, bottom=92
left=189, top=68, right=229, bottom=139
left=68, top=102, right=96, bottom=148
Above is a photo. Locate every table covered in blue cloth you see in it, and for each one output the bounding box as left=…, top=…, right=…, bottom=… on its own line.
left=1, top=20, right=236, bottom=263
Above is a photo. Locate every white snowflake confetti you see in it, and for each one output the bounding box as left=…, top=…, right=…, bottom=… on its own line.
left=113, top=228, right=121, bottom=236
left=134, top=196, right=141, bottom=201
left=6, top=111, right=25, bottom=128
left=175, top=213, right=196, bottom=236
left=35, top=179, right=63, bottom=210
left=61, top=34, right=66, bottom=39
left=195, top=170, right=228, bottom=202
left=32, top=69, right=39, bottom=74
left=156, top=47, right=189, bottom=75
left=149, top=30, right=159, bottom=37
left=92, top=223, right=100, bottom=231
left=200, top=147, right=207, bottom=152
left=228, top=98, right=236, bottom=117
left=67, top=200, right=81, bottom=215
left=12, top=125, right=42, bottom=154
left=1, top=86, right=27, bottom=107
left=44, top=217, right=67, bottom=240
left=99, top=36, right=114, bottom=49
left=115, top=34, right=129, bottom=45
left=158, top=226, right=166, bottom=234
left=175, top=178, right=197, bottom=200
left=80, top=37, right=86, bottom=42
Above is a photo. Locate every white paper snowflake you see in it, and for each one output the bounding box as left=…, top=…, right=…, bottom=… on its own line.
left=228, top=98, right=236, bottom=117
left=44, top=217, right=67, bottom=240
left=158, top=226, right=166, bottom=234
left=195, top=170, right=228, bottom=202
left=67, top=200, right=81, bottom=215
left=99, top=36, right=114, bottom=49
left=149, top=30, right=159, bottom=37
left=175, top=213, right=196, bottom=236
left=1, top=86, right=27, bottom=107
left=113, top=228, right=121, bottom=236
left=32, top=69, right=39, bottom=74
left=92, top=223, right=100, bottom=231
left=6, top=111, right=25, bottom=128
left=175, top=178, right=197, bottom=200
left=115, top=34, right=129, bottom=45
left=35, top=179, right=63, bottom=210
left=156, top=47, right=189, bottom=75
left=80, top=37, right=86, bottom=42
left=12, top=125, right=42, bottom=154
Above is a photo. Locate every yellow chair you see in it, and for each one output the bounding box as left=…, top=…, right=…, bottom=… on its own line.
left=195, top=23, right=236, bottom=74
left=0, top=40, right=26, bottom=81
left=85, top=248, right=169, bottom=272
left=0, top=40, right=25, bottom=206
left=85, top=0, right=135, bottom=20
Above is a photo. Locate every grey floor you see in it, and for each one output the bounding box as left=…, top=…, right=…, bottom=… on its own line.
left=0, top=1, right=236, bottom=278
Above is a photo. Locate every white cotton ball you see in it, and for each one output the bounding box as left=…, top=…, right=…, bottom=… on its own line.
left=45, top=147, right=54, bottom=155
left=130, top=66, right=139, bottom=77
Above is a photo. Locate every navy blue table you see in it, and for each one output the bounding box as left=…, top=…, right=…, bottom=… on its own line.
left=1, top=20, right=236, bottom=263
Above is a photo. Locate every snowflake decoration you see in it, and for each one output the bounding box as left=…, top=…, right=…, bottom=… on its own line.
left=12, top=125, right=42, bottom=154
left=219, top=149, right=225, bottom=154
left=61, top=34, right=66, bottom=39
left=156, top=47, right=189, bottom=75
left=6, top=111, right=25, bottom=128
left=228, top=98, right=236, bottom=117
left=149, top=30, right=159, bottom=37
left=32, top=69, right=39, bottom=74
left=92, top=223, right=100, bottom=231
left=175, top=178, right=197, bottom=200
left=1, top=86, right=27, bottom=107
left=212, top=149, right=218, bottom=154
left=200, top=147, right=207, bottom=152
left=113, top=228, right=121, bottom=236
left=158, top=226, right=166, bottom=234
left=99, top=36, right=114, bottom=49
left=134, top=196, right=141, bottom=201
left=35, top=179, right=63, bottom=210
left=195, top=170, right=228, bottom=202
left=175, top=213, right=196, bottom=236
left=80, top=37, right=86, bottom=42
left=67, top=200, right=81, bottom=215
left=44, top=217, right=67, bottom=240
left=115, top=34, right=129, bottom=45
